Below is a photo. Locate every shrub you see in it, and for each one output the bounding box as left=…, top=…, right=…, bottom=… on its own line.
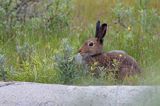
left=54, top=39, right=86, bottom=84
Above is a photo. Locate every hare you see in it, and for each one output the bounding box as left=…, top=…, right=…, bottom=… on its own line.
left=77, top=21, right=141, bottom=80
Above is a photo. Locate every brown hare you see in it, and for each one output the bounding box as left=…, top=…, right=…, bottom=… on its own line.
left=77, top=21, right=141, bottom=80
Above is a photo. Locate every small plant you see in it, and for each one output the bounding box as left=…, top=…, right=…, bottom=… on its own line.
left=0, top=54, right=6, bottom=81
left=11, top=43, right=36, bottom=81
left=88, top=59, right=120, bottom=84
left=16, top=42, right=35, bottom=64
left=44, top=0, right=72, bottom=33
left=112, top=3, right=134, bottom=28
left=54, top=38, right=85, bottom=84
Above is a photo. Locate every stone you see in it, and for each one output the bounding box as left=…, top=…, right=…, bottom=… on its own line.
left=0, top=82, right=159, bottom=106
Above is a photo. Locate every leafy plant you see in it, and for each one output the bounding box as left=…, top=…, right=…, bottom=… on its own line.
left=54, top=39, right=85, bottom=84
left=0, top=54, right=6, bottom=81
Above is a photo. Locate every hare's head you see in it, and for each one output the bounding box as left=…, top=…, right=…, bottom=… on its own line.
left=79, top=21, right=107, bottom=57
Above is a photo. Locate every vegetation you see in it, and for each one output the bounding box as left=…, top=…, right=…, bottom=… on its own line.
left=0, top=0, right=160, bottom=85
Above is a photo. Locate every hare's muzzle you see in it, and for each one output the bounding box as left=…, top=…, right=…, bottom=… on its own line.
left=78, top=48, right=84, bottom=56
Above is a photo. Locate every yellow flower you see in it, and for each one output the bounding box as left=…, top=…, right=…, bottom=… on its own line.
left=119, top=54, right=122, bottom=57
left=94, top=61, right=98, bottom=66
left=91, top=66, right=94, bottom=71
left=127, top=26, right=131, bottom=31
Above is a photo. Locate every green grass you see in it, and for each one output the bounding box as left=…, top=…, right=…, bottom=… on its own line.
left=0, top=0, right=160, bottom=85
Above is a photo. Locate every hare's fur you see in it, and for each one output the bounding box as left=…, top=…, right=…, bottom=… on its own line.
left=78, top=21, right=141, bottom=80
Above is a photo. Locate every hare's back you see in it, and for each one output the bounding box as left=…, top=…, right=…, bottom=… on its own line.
left=104, top=52, right=140, bottom=72
left=104, top=52, right=141, bottom=79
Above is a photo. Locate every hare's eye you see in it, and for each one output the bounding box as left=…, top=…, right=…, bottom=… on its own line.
left=88, top=42, right=94, bottom=47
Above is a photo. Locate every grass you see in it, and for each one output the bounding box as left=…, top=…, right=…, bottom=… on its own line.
left=0, top=0, right=160, bottom=85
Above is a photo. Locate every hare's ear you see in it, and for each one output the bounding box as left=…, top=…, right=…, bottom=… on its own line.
left=95, top=23, right=107, bottom=44
left=95, top=20, right=101, bottom=38
left=99, top=23, right=107, bottom=39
